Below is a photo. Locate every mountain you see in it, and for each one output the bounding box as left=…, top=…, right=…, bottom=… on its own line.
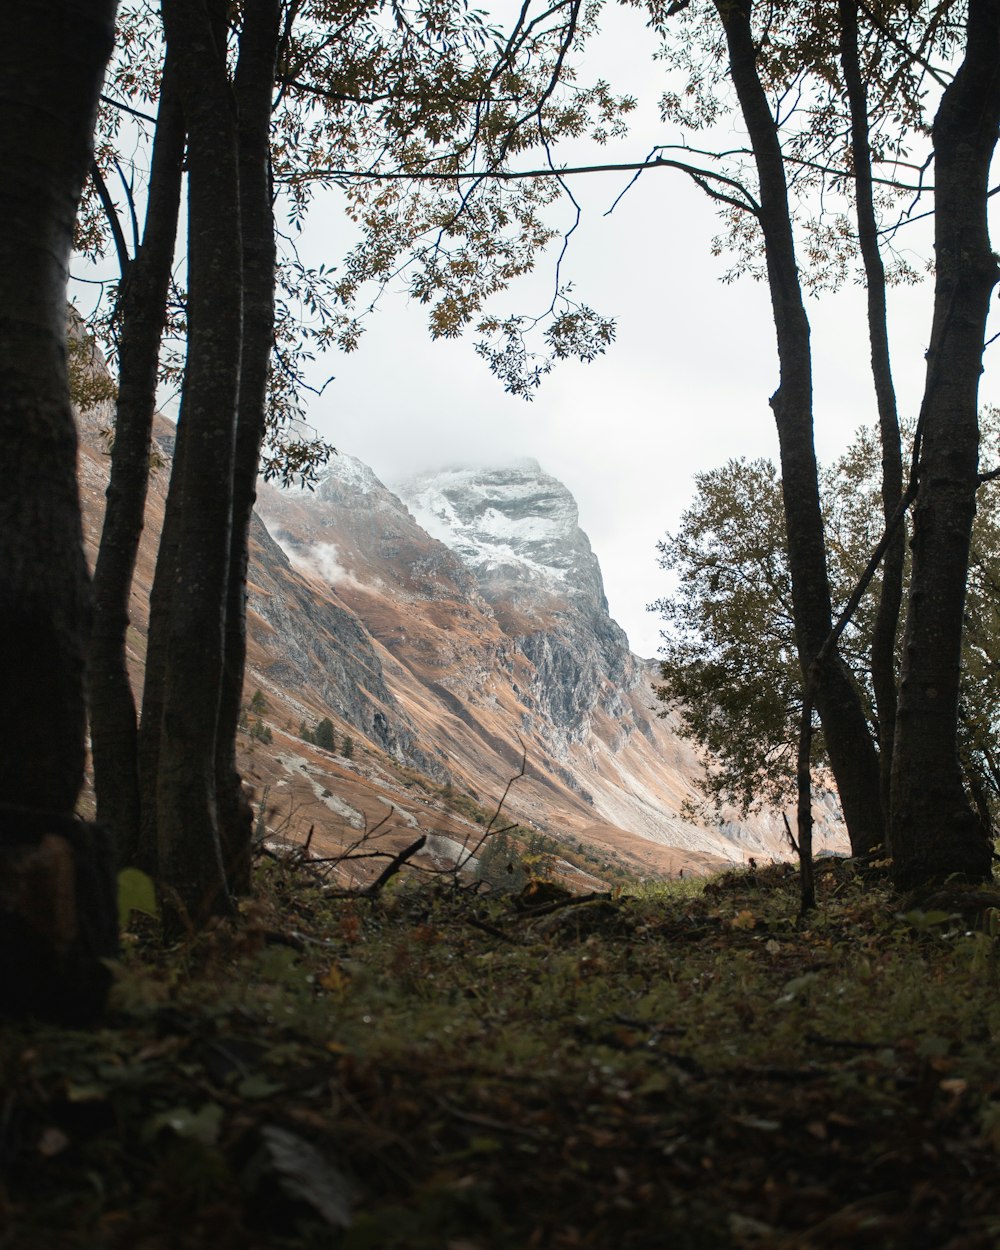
left=69, top=324, right=844, bottom=881
left=250, top=453, right=847, bottom=874
left=395, top=461, right=635, bottom=741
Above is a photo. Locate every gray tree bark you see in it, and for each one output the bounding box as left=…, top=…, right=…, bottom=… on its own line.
left=89, top=52, right=185, bottom=867
left=715, top=0, right=884, bottom=857
left=0, top=0, right=119, bottom=1019
left=890, top=0, right=1000, bottom=887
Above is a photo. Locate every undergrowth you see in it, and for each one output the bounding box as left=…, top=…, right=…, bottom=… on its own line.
left=3, top=858, right=1000, bottom=1248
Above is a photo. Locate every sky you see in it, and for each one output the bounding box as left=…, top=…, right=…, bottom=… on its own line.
left=74, top=4, right=997, bottom=661
left=291, top=5, right=967, bottom=659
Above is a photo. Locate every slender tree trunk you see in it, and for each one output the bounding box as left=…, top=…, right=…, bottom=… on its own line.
left=89, top=53, right=184, bottom=867
left=216, top=0, right=282, bottom=895
left=137, top=438, right=182, bottom=874
left=890, top=0, right=1000, bottom=887
left=715, top=0, right=883, bottom=856
left=0, top=0, right=119, bottom=1019
left=154, top=0, right=242, bottom=926
left=838, top=0, right=905, bottom=838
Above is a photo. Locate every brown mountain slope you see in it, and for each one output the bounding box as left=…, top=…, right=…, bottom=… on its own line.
left=251, top=455, right=847, bottom=872
left=72, top=340, right=845, bottom=882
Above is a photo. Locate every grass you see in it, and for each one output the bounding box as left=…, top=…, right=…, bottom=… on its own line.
left=2, top=858, right=1000, bottom=1248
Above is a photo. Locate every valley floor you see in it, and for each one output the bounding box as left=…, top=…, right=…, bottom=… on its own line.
left=2, top=859, right=1000, bottom=1248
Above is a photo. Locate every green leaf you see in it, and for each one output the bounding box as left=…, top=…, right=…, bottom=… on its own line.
left=117, top=867, right=159, bottom=928
left=237, top=1074, right=284, bottom=1100
left=145, top=1103, right=224, bottom=1146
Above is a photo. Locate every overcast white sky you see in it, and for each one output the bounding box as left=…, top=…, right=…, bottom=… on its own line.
left=295, top=4, right=978, bottom=658
left=76, top=4, right=998, bottom=660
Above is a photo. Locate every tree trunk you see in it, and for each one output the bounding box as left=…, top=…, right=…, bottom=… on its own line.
left=89, top=52, right=185, bottom=867
left=838, top=0, right=905, bottom=836
left=216, top=0, right=282, bottom=896
left=0, top=0, right=118, bottom=1020
left=154, top=0, right=242, bottom=927
left=137, top=439, right=182, bottom=874
left=890, top=0, right=1000, bottom=887
left=716, top=0, right=884, bottom=856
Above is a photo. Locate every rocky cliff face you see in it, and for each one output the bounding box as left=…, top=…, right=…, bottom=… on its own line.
left=253, top=455, right=848, bottom=870
left=396, top=463, right=636, bottom=744
left=246, top=513, right=402, bottom=754
left=68, top=312, right=845, bottom=885
left=72, top=324, right=843, bottom=880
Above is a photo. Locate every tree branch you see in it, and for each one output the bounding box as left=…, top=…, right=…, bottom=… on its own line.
left=89, top=162, right=131, bottom=279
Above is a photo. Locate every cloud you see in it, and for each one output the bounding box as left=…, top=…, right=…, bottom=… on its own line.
left=277, top=538, right=370, bottom=593
left=307, top=541, right=351, bottom=585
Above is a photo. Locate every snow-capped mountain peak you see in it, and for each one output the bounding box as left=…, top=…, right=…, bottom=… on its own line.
left=394, top=463, right=603, bottom=602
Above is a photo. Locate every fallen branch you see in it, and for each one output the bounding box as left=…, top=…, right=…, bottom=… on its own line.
left=464, top=914, right=513, bottom=941
left=362, top=835, right=427, bottom=897
left=804, top=1031, right=885, bottom=1051
left=514, top=890, right=612, bottom=919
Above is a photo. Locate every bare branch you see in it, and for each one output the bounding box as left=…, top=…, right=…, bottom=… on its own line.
left=100, top=92, right=158, bottom=124
left=89, top=162, right=131, bottom=279
left=361, top=835, right=427, bottom=896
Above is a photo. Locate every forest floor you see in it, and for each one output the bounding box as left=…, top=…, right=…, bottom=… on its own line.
left=3, top=854, right=1000, bottom=1249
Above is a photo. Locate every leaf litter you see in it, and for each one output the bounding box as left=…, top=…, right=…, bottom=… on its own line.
left=2, top=855, right=1000, bottom=1248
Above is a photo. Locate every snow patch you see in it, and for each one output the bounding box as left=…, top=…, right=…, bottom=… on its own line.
left=424, top=833, right=480, bottom=871
left=396, top=466, right=584, bottom=589
left=306, top=776, right=366, bottom=829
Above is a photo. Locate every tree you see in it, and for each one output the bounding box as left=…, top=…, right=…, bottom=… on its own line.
left=342, top=734, right=355, bottom=760
left=314, top=718, right=336, bottom=751
left=654, top=419, right=1000, bottom=830
left=214, top=0, right=283, bottom=895
left=117, top=0, right=286, bottom=926
left=88, top=46, right=185, bottom=868
left=646, top=0, right=1000, bottom=883
left=836, top=0, right=906, bottom=825
left=705, top=0, right=884, bottom=859
left=889, top=0, right=1000, bottom=885
left=80, top=0, right=615, bottom=927
left=652, top=458, right=804, bottom=815
left=0, top=0, right=118, bottom=1019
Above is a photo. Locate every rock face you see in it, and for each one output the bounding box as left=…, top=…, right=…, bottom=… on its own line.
left=252, top=454, right=848, bottom=870
left=397, top=461, right=606, bottom=605
left=397, top=463, right=635, bottom=742
left=247, top=513, right=400, bottom=752
left=70, top=324, right=841, bottom=879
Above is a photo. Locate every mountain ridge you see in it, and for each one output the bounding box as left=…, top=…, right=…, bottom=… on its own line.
left=250, top=450, right=847, bottom=872
left=69, top=330, right=845, bottom=882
